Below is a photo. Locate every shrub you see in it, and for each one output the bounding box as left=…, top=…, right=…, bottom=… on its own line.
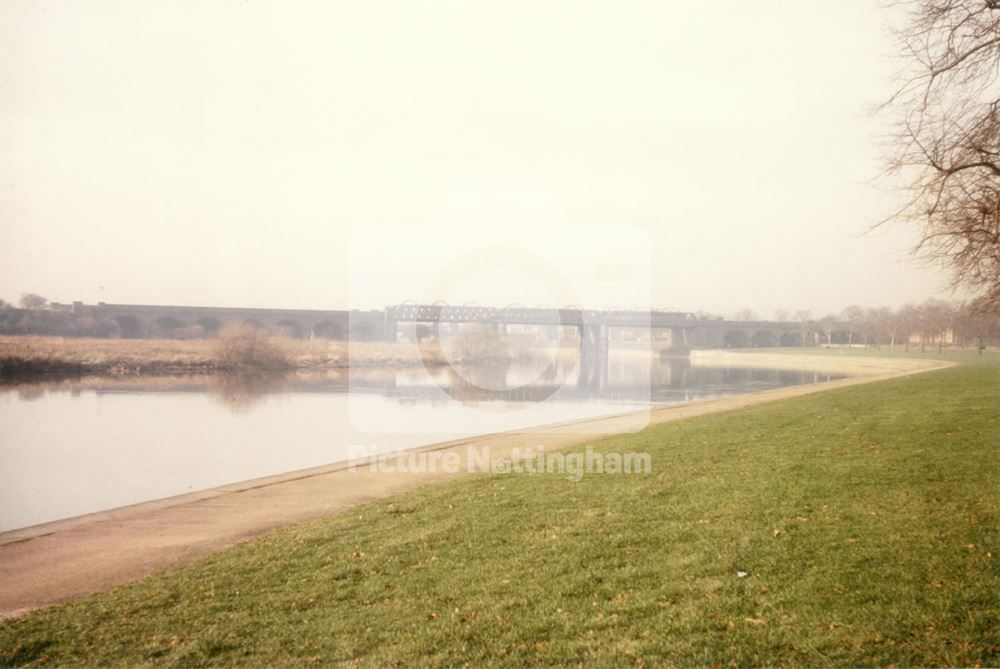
left=212, top=323, right=291, bottom=370
left=448, top=324, right=510, bottom=363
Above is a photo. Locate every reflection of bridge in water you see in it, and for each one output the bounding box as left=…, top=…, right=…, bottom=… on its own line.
left=352, top=357, right=843, bottom=405
left=23, top=358, right=843, bottom=411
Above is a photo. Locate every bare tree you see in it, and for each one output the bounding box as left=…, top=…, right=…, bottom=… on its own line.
left=882, top=306, right=905, bottom=348
left=896, top=303, right=920, bottom=350
left=793, top=310, right=812, bottom=347
left=916, top=298, right=954, bottom=352
left=773, top=308, right=790, bottom=322
left=881, top=1, right=1000, bottom=313
left=842, top=305, right=866, bottom=346
left=868, top=306, right=894, bottom=348
left=18, top=293, right=48, bottom=310
left=955, top=301, right=1000, bottom=351
left=819, top=314, right=838, bottom=346
left=732, top=309, right=758, bottom=321
left=931, top=299, right=956, bottom=352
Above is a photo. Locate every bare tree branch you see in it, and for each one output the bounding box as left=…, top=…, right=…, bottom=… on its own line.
left=881, top=0, right=1000, bottom=313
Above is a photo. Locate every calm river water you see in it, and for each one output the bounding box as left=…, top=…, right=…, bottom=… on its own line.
left=0, top=354, right=843, bottom=532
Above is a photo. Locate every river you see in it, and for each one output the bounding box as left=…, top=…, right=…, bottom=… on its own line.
left=0, top=353, right=844, bottom=532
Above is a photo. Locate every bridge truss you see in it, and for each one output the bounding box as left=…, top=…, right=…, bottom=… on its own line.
left=384, top=304, right=697, bottom=328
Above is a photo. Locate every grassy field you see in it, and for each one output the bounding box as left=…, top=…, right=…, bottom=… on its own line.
left=1, top=351, right=997, bottom=667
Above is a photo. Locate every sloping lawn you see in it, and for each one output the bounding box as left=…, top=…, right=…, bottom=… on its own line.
left=2, top=353, right=998, bottom=667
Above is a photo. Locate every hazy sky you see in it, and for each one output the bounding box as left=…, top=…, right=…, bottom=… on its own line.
left=0, top=0, right=956, bottom=317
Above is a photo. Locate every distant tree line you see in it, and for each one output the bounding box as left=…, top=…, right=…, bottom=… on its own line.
left=0, top=295, right=127, bottom=338
left=731, top=300, right=1000, bottom=352
left=0, top=294, right=173, bottom=339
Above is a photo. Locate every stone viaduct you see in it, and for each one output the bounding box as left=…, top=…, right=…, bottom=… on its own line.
left=59, top=302, right=388, bottom=341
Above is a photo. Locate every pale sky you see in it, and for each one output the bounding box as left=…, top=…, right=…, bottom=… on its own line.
left=0, top=0, right=955, bottom=318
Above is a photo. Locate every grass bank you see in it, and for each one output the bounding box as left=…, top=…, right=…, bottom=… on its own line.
left=0, top=335, right=445, bottom=377
left=1, top=352, right=997, bottom=667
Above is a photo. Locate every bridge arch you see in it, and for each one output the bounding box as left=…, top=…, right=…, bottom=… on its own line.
left=312, top=320, right=345, bottom=340
left=154, top=316, right=184, bottom=329
left=150, top=316, right=185, bottom=338
left=275, top=320, right=305, bottom=339
left=112, top=315, right=145, bottom=339
left=724, top=330, right=749, bottom=348
left=752, top=330, right=777, bottom=347
left=350, top=321, right=378, bottom=341
left=196, top=317, right=223, bottom=336
left=779, top=331, right=801, bottom=347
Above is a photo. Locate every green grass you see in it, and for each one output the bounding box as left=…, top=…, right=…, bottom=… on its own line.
left=2, top=352, right=998, bottom=667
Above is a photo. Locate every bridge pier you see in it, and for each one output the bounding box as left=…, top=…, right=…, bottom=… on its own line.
left=669, top=326, right=691, bottom=352
left=578, top=323, right=608, bottom=361
left=576, top=323, right=608, bottom=392
left=577, top=323, right=608, bottom=391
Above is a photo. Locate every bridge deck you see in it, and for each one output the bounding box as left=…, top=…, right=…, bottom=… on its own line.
left=385, top=304, right=696, bottom=328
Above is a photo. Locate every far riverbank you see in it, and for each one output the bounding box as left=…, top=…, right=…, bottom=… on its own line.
left=0, top=334, right=449, bottom=377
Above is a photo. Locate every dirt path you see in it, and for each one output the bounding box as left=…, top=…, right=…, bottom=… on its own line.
left=0, top=354, right=952, bottom=618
